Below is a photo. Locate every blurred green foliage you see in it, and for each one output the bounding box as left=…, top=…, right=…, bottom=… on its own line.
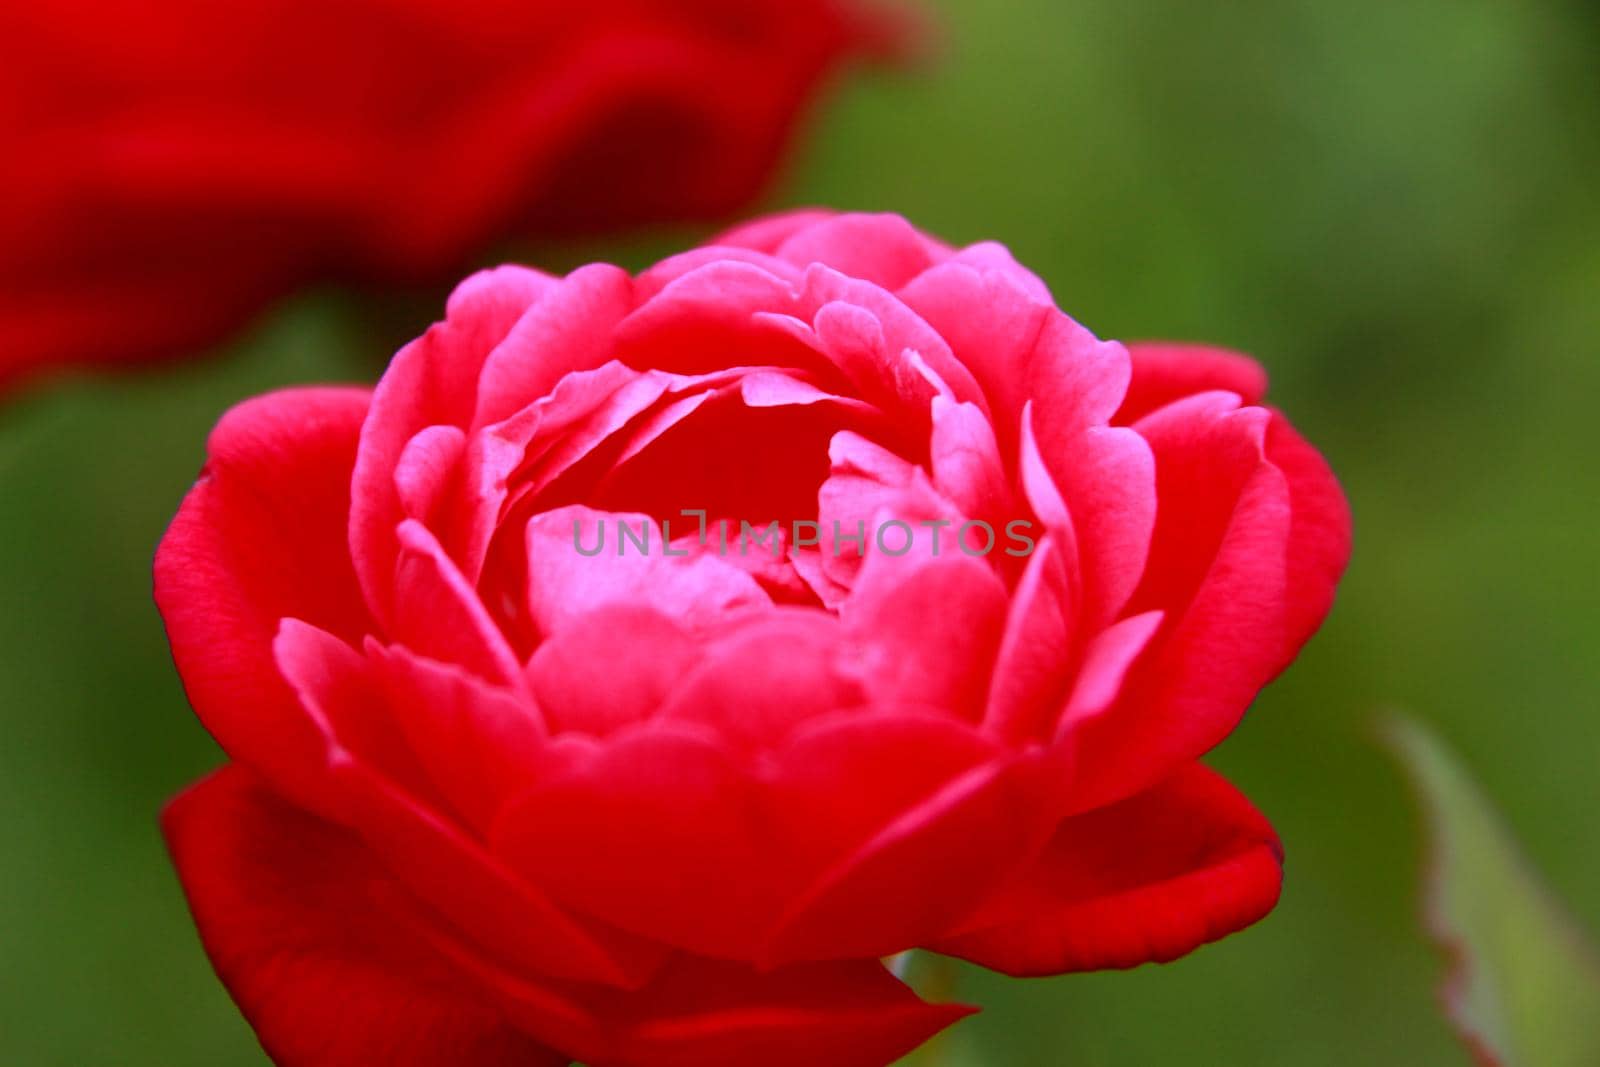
left=2, top=0, right=1597, bottom=1063
left=1382, top=715, right=1600, bottom=1067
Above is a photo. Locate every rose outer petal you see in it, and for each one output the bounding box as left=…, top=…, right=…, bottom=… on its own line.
left=154, top=386, right=373, bottom=814
left=1062, top=393, right=1297, bottom=809
left=932, top=763, right=1283, bottom=976
left=162, top=765, right=568, bottom=1067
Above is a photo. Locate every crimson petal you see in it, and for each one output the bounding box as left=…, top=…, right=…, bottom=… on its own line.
left=933, top=763, right=1283, bottom=975
left=154, top=387, right=372, bottom=813
left=162, top=766, right=566, bottom=1067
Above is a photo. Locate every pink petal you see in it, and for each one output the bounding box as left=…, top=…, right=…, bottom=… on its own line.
left=614, top=259, right=832, bottom=380
left=499, top=366, right=674, bottom=507
left=472, top=263, right=634, bottom=427
left=816, top=431, right=956, bottom=589
left=1064, top=393, right=1292, bottom=809
left=933, top=763, right=1283, bottom=975
left=774, top=212, right=941, bottom=291
left=656, top=610, right=864, bottom=753
left=981, top=535, right=1078, bottom=743
left=797, top=264, right=987, bottom=421
left=1044, top=424, right=1157, bottom=629
left=1023, top=336, right=1154, bottom=626
left=1018, top=403, right=1072, bottom=531
left=394, top=424, right=467, bottom=525
left=894, top=262, right=1053, bottom=455
left=528, top=603, right=701, bottom=737
left=365, top=640, right=546, bottom=833
left=929, top=396, right=1011, bottom=522
left=458, top=360, right=649, bottom=579
left=524, top=506, right=770, bottom=637
left=1056, top=610, right=1167, bottom=737
left=635, top=246, right=805, bottom=301
left=1023, top=312, right=1130, bottom=435
left=843, top=550, right=1010, bottom=721
left=351, top=267, right=553, bottom=625
left=935, top=241, right=1054, bottom=303
left=392, top=520, right=525, bottom=691
left=584, top=380, right=861, bottom=529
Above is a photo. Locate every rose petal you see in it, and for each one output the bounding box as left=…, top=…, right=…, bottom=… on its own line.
left=1056, top=609, right=1166, bottom=737
left=1117, top=343, right=1269, bottom=424
left=1063, top=393, right=1293, bottom=809
left=929, top=396, right=1011, bottom=522
left=711, top=209, right=842, bottom=253
left=635, top=245, right=805, bottom=301
left=614, top=259, right=832, bottom=380
left=935, top=241, right=1053, bottom=303
left=162, top=766, right=566, bottom=1067
left=765, top=752, right=1049, bottom=964
left=525, top=506, right=771, bottom=637
left=797, top=264, right=987, bottom=423
left=394, top=424, right=467, bottom=525
left=933, top=763, right=1283, bottom=975
left=392, top=520, right=526, bottom=691
left=494, top=711, right=1020, bottom=962
left=351, top=266, right=555, bottom=624
left=843, top=550, right=1010, bottom=721
left=981, top=535, right=1078, bottom=743
left=153, top=387, right=372, bottom=813
left=1045, top=424, right=1157, bottom=629
left=760, top=712, right=1043, bottom=962
left=774, top=212, right=941, bottom=291
left=451, top=950, right=971, bottom=1067
left=492, top=725, right=788, bottom=958
left=365, top=639, right=546, bottom=832
left=593, top=957, right=971, bottom=1067
left=272, top=624, right=661, bottom=989
left=472, top=263, right=634, bottom=427
left=529, top=603, right=701, bottom=737
left=1265, top=412, right=1352, bottom=655
left=656, top=610, right=864, bottom=753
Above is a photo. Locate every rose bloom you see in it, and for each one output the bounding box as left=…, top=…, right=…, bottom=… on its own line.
left=0, top=0, right=901, bottom=393
left=156, top=211, right=1350, bottom=1066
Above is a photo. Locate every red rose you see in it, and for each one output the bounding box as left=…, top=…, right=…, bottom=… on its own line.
left=156, top=211, right=1350, bottom=1066
left=0, top=0, right=902, bottom=392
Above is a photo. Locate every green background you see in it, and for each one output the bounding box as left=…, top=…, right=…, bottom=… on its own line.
left=2, top=0, right=1596, bottom=1063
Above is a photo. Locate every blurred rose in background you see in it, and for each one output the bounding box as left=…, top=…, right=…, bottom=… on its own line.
left=0, top=0, right=905, bottom=391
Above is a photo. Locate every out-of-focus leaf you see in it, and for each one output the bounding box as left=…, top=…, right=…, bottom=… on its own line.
left=1383, top=715, right=1600, bottom=1067
left=892, top=954, right=983, bottom=1067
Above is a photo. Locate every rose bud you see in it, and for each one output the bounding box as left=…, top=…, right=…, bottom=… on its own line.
left=156, top=211, right=1351, bottom=1066
left=0, top=0, right=907, bottom=392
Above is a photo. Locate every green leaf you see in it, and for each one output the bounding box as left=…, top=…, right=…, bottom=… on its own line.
left=1382, top=715, right=1600, bottom=1067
